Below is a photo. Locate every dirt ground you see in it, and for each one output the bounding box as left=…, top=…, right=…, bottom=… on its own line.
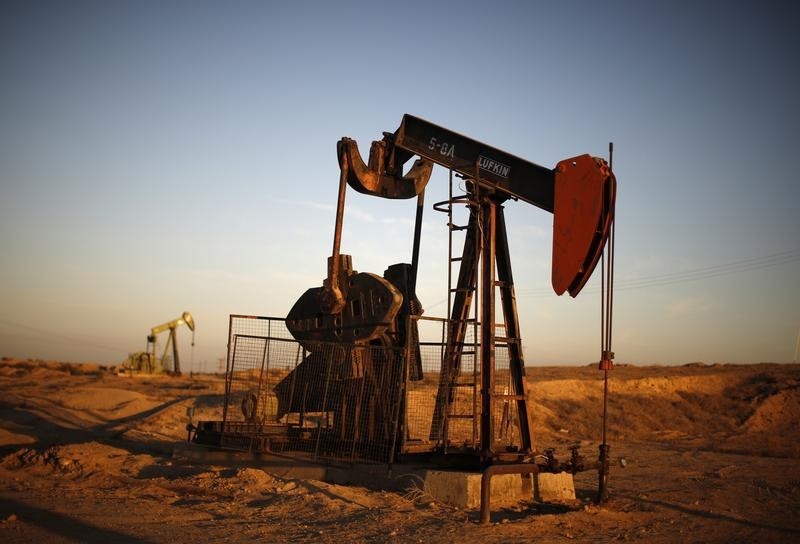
left=0, top=357, right=798, bottom=543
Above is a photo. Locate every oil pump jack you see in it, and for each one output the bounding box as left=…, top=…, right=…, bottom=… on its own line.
left=124, top=312, right=196, bottom=375
left=281, top=115, right=617, bottom=509
left=147, top=311, right=195, bottom=375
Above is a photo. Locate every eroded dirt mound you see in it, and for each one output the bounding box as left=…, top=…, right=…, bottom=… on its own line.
left=529, top=363, right=800, bottom=458
left=1, top=359, right=799, bottom=543
left=2, top=441, right=155, bottom=479
left=2, top=445, right=84, bottom=474
left=743, top=384, right=800, bottom=433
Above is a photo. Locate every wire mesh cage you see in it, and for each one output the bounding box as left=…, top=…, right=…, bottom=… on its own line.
left=209, top=314, right=522, bottom=465
left=219, top=315, right=407, bottom=463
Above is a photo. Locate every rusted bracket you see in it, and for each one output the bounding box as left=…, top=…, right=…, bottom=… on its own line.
left=338, top=136, right=432, bottom=199
left=599, top=350, right=614, bottom=371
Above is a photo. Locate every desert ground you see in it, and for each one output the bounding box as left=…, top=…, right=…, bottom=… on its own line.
left=0, top=357, right=798, bottom=543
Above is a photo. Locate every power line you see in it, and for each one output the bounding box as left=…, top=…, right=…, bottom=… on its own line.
left=0, top=318, right=130, bottom=355
left=424, top=249, right=800, bottom=308
left=516, top=249, right=800, bottom=297
left=601, top=249, right=798, bottom=288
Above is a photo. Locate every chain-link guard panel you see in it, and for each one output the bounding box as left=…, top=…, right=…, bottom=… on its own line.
left=217, top=315, right=521, bottom=463
left=221, top=316, right=406, bottom=463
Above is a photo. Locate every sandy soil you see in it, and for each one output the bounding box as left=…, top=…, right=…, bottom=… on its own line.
left=0, top=357, right=798, bottom=543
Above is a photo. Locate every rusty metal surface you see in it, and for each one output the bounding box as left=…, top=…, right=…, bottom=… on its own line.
left=199, top=315, right=511, bottom=462
left=494, top=205, right=535, bottom=453
left=480, top=463, right=539, bottom=525
left=205, top=316, right=415, bottom=463
left=479, top=197, right=497, bottom=463
left=287, top=255, right=402, bottom=347
left=552, top=154, right=617, bottom=297
left=382, top=262, right=424, bottom=380
left=212, top=116, right=618, bottom=509
left=196, top=313, right=598, bottom=492
left=394, top=114, right=556, bottom=211
left=338, top=137, right=432, bottom=199
left=319, top=163, right=351, bottom=315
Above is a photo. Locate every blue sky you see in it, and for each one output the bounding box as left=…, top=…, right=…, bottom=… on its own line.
left=1, top=1, right=798, bottom=368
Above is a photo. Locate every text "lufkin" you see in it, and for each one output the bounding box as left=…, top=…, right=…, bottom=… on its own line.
left=478, top=155, right=510, bottom=179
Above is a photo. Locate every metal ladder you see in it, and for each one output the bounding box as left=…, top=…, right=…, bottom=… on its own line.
left=431, top=169, right=481, bottom=449
left=490, top=205, right=531, bottom=450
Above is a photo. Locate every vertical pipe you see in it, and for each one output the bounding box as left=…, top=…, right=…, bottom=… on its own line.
left=446, top=169, right=454, bottom=363
left=323, top=149, right=350, bottom=314
left=256, top=333, right=269, bottom=422
left=222, top=316, right=234, bottom=428
left=480, top=199, right=496, bottom=463
left=331, top=154, right=348, bottom=268
left=222, top=333, right=240, bottom=442
left=266, top=320, right=272, bottom=383
left=395, top=213, right=421, bottom=460
left=410, top=190, right=426, bottom=292
left=443, top=171, right=453, bottom=449
left=480, top=464, right=539, bottom=525
left=597, top=141, right=615, bottom=503
left=472, top=163, right=483, bottom=453
left=472, top=204, right=480, bottom=449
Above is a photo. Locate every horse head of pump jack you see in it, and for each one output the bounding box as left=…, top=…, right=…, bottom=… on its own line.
left=337, top=134, right=433, bottom=199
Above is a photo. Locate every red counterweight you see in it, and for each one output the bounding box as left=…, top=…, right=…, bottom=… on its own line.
left=552, top=154, right=616, bottom=297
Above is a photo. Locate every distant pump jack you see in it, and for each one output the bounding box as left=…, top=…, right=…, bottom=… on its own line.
left=122, top=312, right=195, bottom=375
